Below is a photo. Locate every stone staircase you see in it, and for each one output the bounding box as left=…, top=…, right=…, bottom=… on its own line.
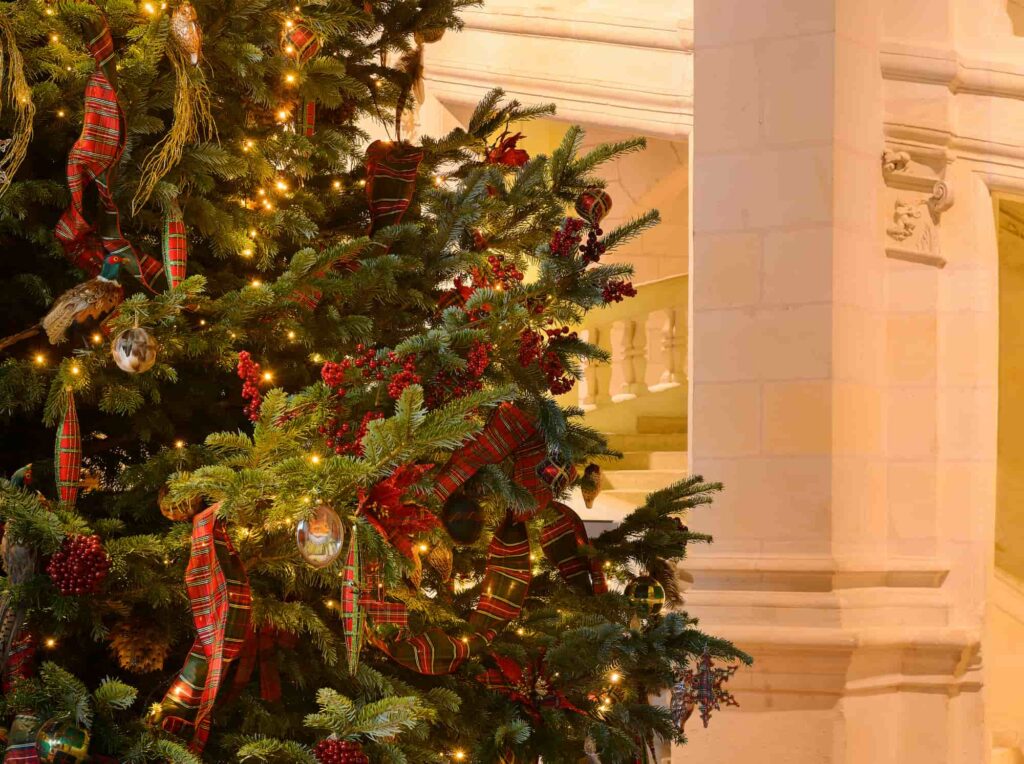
left=568, top=414, right=689, bottom=528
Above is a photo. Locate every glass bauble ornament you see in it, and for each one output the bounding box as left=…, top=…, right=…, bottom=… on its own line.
left=36, top=718, right=90, bottom=764
left=624, top=575, right=665, bottom=617
left=111, top=327, right=158, bottom=373
left=295, top=504, right=345, bottom=568
left=441, top=493, right=484, bottom=545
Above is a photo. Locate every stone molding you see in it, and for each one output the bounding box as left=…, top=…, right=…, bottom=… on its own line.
left=422, top=2, right=693, bottom=138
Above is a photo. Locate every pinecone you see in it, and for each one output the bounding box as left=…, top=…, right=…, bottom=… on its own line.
left=314, top=738, right=369, bottom=764
left=109, top=619, right=171, bottom=673
left=46, top=534, right=110, bottom=595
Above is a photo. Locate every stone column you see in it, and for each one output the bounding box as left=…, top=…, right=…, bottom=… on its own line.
left=684, top=2, right=984, bottom=763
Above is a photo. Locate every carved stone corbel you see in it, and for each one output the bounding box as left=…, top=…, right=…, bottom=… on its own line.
left=881, top=145, right=952, bottom=268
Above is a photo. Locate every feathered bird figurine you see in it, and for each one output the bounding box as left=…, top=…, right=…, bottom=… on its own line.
left=0, top=465, right=39, bottom=673
left=580, top=463, right=602, bottom=509
left=170, top=1, right=202, bottom=65
left=41, top=253, right=124, bottom=344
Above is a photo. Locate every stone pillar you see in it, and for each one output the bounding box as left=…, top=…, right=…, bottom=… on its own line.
left=684, top=2, right=984, bottom=763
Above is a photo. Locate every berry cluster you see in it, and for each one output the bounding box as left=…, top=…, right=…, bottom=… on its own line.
left=320, top=410, right=385, bottom=456
left=237, top=351, right=263, bottom=422
left=486, top=254, right=523, bottom=288
left=425, top=339, right=492, bottom=408
left=47, top=535, right=111, bottom=596
left=313, top=739, right=369, bottom=764
left=549, top=217, right=586, bottom=258
left=602, top=279, right=637, bottom=303
left=518, top=327, right=577, bottom=395
left=581, top=225, right=606, bottom=264
left=321, top=347, right=421, bottom=400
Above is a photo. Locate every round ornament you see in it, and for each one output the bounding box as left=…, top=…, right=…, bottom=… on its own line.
left=574, top=188, right=612, bottom=227
left=295, top=504, right=345, bottom=568
left=157, top=486, right=202, bottom=523
left=283, top=19, right=321, bottom=63
left=624, top=575, right=665, bottom=617
left=36, top=719, right=90, bottom=764
left=414, top=28, right=445, bottom=45
left=111, top=327, right=158, bottom=374
left=441, top=493, right=484, bottom=545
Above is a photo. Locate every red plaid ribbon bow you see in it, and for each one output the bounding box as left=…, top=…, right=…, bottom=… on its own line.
left=54, top=7, right=162, bottom=290
left=153, top=504, right=252, bottom=753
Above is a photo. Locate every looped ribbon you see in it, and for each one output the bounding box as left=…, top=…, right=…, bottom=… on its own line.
left=54, top=5, right=163, bottom=290
left=152, top=504, right=252, bottom=753
left=476, top=650, right=586, bottom=723
left=229, top=625, right=297, bottom=704
left=373, top=404, right=605, bottom=675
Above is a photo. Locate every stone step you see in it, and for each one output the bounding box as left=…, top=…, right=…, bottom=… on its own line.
left=596, top=450, right=688, bottom=471
left=601, top=469, right=688, bottom=490
left=636, top=415, right=687, bottom=434
left=606, top=432, right=688, bottom=452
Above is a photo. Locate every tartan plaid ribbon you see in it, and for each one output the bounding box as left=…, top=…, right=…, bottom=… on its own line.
left=229, top=625, right=297, bottom=704
left=162, top=200, right=188, bottom=289
left=359, top=562, right=409, bottom=628
left=365, top=139, right=424, bottom=236
left=468, top=515, right=532, bottom=631
left=540, top=502, right=607, bottom=596
left=432, top=403, right=574, bottom=518
left=3, top=714, right=39, bottom=764
left=2, top=633, right=34, bottom=695
left=341, top=525, right=364, bottom=674
left=300, top=100, right=316, bottom=138
left=54, top=7, right=162, bottom=290
left=154, top=504, right=252, bottom=753
left=54, top=390, right=81, bottom=506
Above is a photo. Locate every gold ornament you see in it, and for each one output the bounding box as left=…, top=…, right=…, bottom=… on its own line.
left=426, top=543, right=453, bottom=582
left=157, top=485, right=202, bottom=522
left=414, top=28, right=445, bottom=45
left=170, top=1, right=202, bottom=65
left=109, top=618, right=172, bottom=673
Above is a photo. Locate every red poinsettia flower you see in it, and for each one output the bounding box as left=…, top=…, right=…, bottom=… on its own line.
left=486, top=131, right=530, bottom=167
left=477, top=651, right=585, bottom=721
left=357, top=463, right=438, bottom=557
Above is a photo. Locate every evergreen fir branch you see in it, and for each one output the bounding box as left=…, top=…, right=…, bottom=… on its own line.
left=600, top=209, right=662, bottom=254
left=236, top=736, right=317, bottom=764
left=93, top=677, right=138, bottom=714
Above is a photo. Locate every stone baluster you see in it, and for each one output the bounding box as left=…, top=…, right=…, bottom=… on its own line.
left=610, top=318, right=646, bottom=402
left=650, top=307, right=683, bottom=392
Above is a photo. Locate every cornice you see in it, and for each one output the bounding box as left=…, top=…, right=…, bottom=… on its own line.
left=881, top=38, right=1024, bottom=100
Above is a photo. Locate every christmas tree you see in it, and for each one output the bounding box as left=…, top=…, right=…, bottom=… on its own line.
left=0, top=1, right=749, bottom=762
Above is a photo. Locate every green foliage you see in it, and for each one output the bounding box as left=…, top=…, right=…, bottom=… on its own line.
left=0, top=0, right=747, bottom=761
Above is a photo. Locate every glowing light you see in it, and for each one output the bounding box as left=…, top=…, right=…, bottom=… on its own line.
left=357, top=179, right=366, bottom=188
left=418, top=543, right=429, bottom=553
left=241, top=248, right=253, bottom=257
left=45, top=7, right=55, bottom=15
left=453, top=751, right=467, bottom=762
left=229, top=332, right=237, bottom=339
left=284, top=73, right=296, bottom=84
left=174, top=439, right=185, bottom=449
left=249, top=229, right=258, bottom=237
left=257, top=188, right=266, bottom=197
left=284, top=44, right=295, bottom=54
left=199, top=319, right=207, bottom=326
left=70, top=365, right=80, bottom=375
left=33, top=354, right=45, bottom=365
left=311, top=353, right=323, bottom=363
left=310, top=454, right=321, bottom=465
left=609, top=671, right=622, bottom=684
left=275, top=179, right=289, bottom=192
left=263, top=201, right=274, bottom=211
left=142, top=1, right=156, bottom=14
left=49, top=33, right=59, bottom=43
left=325, top=599, right=336, bottom=609
left=262, top=371, right=273, bottom=382
left=57, top=109, right=66, bottom=118
left=433, top=175, right=444, bottom=186
left=44, top=637, right=57, bottom=649
left=284, top=19, right=294, bottom=28
left=332, top=179, right=342, bottom=190
left=287, top=330, right=296, bottom=340
left=251, top=279, right=263, bottom=288
left=91, top=333, right=102, bottom=344
left=276, top=109, right=289, bottom=121
left=516, top=628, right=525, bottom=636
